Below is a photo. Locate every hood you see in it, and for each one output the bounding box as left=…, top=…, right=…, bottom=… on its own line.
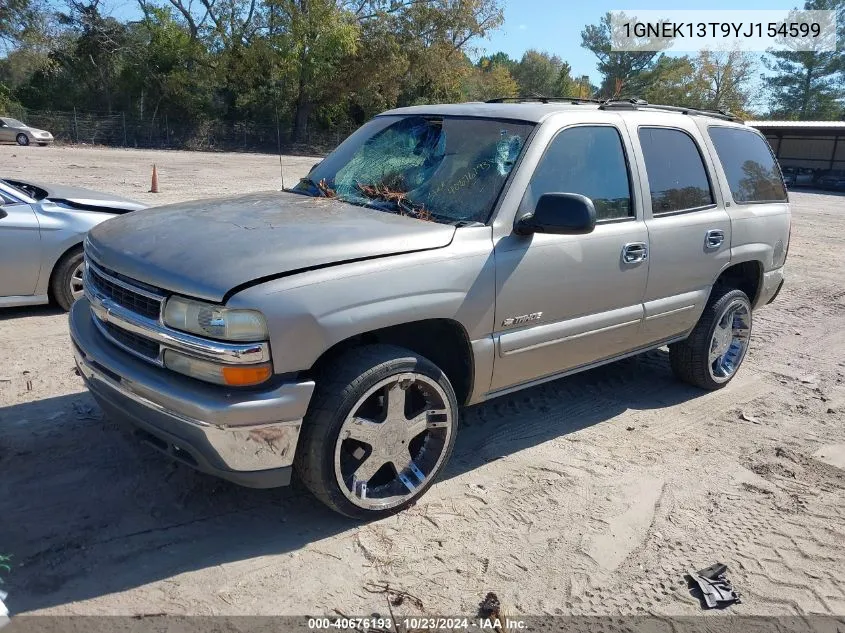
left=3, top=178, right=145, bottom=212
left=86, top=191, right=456, bottom=302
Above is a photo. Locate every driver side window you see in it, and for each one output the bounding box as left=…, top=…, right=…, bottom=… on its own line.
left=523, top=125, right=633, bottom=221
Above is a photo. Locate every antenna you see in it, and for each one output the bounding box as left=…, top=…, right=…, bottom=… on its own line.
left=275, top=82, right=285, bottom=190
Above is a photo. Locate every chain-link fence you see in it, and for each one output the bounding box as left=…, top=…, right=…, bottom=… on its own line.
left=4, top=106, right=356, bottom=154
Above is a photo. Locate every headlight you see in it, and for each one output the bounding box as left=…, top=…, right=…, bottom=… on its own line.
left=163, top=296, right=268, bottom=342
left=163, top=350, right=272, bottom=386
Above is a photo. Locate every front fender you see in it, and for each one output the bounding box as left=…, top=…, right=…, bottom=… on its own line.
left=33, top=202, right=117, bottom=295
left=227, top=226, right=496, bottom=375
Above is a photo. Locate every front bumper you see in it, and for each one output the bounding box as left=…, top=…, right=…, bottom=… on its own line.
left=69, top=298, right=315, bottom=488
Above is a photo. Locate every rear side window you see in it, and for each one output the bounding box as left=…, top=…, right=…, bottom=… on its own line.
left=638, top=127, right=714, bottom=214
left=708, top=127, right=787, bottom=203
left=524, top=125, right=632, bottom=221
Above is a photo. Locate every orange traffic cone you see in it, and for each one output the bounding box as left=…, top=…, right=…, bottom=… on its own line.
left=150, top=164, right=159, bottom=193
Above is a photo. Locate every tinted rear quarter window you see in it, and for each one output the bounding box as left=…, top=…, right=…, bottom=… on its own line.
left=708, top=127, right=787, bottom=203
left=638, top=127, right=714, bottom=214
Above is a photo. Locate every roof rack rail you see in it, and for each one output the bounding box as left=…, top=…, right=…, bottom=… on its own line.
left=486, top=95, right=602, bottom=104
left=599, top=99, right=742, bottom=122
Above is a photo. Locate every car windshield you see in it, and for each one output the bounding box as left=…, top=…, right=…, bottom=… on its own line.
left=290, top=115, right=535, bottom=224
left=1, top=118, right=26, bottom=128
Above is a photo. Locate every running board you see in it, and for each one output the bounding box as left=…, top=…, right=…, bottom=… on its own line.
left=481, top=335, right=688, bottom=402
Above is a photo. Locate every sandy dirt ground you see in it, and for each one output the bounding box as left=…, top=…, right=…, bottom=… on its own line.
left=1, top=145, right=844, bottom=618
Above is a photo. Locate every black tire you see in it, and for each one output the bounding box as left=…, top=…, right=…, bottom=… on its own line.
left=50, top=248, right=84, bottom=311
left=669, top=287, right=752, bottom=390
left=295, top=344, right=459, bottom=520
left=16, top=133, right=29, bottom=146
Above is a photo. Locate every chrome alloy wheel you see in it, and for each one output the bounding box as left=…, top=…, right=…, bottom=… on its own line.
left=333, top=372, right=454, bottom=511
left=69, top=261, right=85, bottom=301
left=708, top=298, right=751, bottom=383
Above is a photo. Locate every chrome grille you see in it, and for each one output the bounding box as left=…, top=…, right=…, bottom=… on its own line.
left=102, top=322, right=160, bottom=361
left=86, top=262, right=163, bottom=320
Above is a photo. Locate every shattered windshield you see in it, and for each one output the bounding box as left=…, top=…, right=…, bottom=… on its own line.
left=291, top=115, right=534, bottom=224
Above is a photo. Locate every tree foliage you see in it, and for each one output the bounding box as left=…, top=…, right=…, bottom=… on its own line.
left=2, top=0, right=844, bottom=142
left=0, top=0, right=505, bottom=137
left=763, top=0, right=844, bottom=119
left=642, top=50, right=757, bottom=116
left=580, top=11, right=661, bottom=98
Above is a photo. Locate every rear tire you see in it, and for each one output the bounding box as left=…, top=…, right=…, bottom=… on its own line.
left=669, top=287, right=752, bottom=390
left=50, top=248, right=85, bottom=311
left=295, top=344, right=459, bottom=520
left=16, top=133, right=29, bottom=146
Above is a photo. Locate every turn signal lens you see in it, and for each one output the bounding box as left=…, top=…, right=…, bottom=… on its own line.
left=221, top=364, right=273, bottom=386
left=163, top=349, right=272, bottom=386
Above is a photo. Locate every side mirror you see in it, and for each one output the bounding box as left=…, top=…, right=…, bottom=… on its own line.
left=0, top=207, right=7, bottom=220
left=515, top=193, right=597, bottom=236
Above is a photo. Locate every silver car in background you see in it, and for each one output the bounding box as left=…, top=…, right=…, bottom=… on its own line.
left=0, top=178, right=145, bottom=310
left=0, top=117, right=54, bottom=146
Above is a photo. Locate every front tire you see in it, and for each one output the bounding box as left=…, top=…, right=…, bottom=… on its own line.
left=16, top=133, right=29, bottom=146
left=50, top=248, right=85, bottom=311
left=296, top=344, right=459, bottom=520
left=669, top=287, right=752, bottom=390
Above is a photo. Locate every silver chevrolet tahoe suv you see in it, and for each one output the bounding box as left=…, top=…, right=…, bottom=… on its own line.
left=70, top=99, right=791, bottom=519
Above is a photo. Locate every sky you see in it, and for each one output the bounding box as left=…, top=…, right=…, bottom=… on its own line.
left=478, top=0, right=802, bottom=84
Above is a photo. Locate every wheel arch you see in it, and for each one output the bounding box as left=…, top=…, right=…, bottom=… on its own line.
left=712, top=259, right=764, bottom=307
left=45, top=242, right=84, bottom=302
left=307, top=318, right=475, bottom=406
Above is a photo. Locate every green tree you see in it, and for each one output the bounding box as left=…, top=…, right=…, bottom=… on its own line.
left=463, top=61, right=518, bottom=100
left=477, top=51, right=515, bottom=72
left=581, top=11, right=662, bottom=98
left=512, top=49, right=563, bottom=96
left=694, top=49, right=756, bottom=115
left=640, top=50, right=755, bottom=115
left=763, top=0, right=844, bottom=119
left=0, top=0, right=37, bottom=50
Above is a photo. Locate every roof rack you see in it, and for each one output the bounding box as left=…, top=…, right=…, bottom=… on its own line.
left=485, top=95, right=603, bottom=104
left=483, top=96, right=743, bottom=122
left=599, top=98, right=742, bottom=122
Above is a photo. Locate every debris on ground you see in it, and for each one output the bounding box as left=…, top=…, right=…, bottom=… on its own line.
left=478, top=592, right=519, bottom=633
left=363, top=582, right=424, bottom=610
left=739, top=411, right=761, bottom=424
left=686, top=563, right=741, bottom=609
left=478, top=591, right=501, bottom=618
left=72, top=400, right=97, bottom=420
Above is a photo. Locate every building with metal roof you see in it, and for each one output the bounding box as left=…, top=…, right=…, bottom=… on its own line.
left=747, top=120, right=845, bottom=173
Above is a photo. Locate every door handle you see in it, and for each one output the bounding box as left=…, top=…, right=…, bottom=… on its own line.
left=705, top=229, right=725, bottom=249
left=622, top=242, right=648, bottom=264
